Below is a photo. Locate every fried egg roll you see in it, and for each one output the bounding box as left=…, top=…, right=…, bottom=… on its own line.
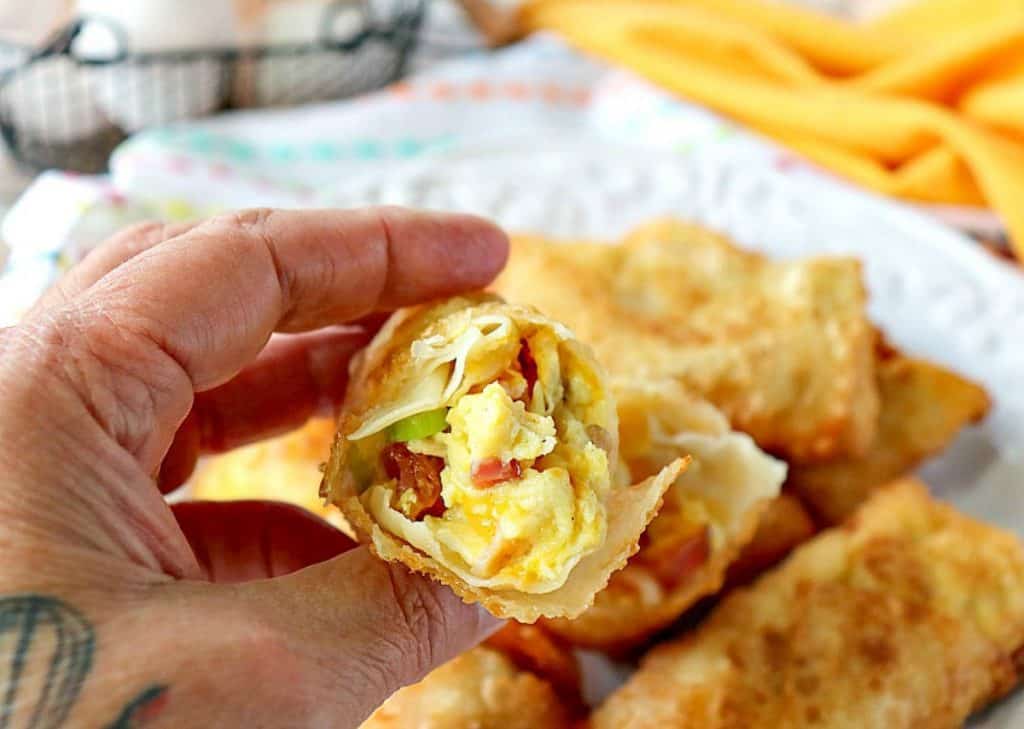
left=191, top=418, right=351, bottom=534
left=592, top=480, right=1024, bottom=729
left=724, top=492, right=817, bottom=588
left=493, top=221, right=879, bottom=464
left=321, top=294, right=683, bottom=621
left=542, top=379, right=786, bottom=651
left=361, top=624, right=580, bottom=729
left=789, top=349, right=990, bottom=524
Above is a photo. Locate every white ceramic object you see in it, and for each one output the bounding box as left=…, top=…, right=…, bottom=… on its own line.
left=234, top=0, right=368, bottom=107
left=319, top=135, right=1024, bottom=726
left=73, top=0, right=239, bottom=130
left=0, top=56, right=106, bottom=144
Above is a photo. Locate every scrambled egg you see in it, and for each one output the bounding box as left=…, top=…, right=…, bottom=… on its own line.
left=365, top=361, right=610, bottom=593
left=443, top=383, right=557, bottom=464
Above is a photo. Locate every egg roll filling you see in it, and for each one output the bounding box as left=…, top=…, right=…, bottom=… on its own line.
left=633, top=512, right=712, bottom=591
left=349, top=327, right=614, bottom=594
left=619, top=409, right=719, bottom=591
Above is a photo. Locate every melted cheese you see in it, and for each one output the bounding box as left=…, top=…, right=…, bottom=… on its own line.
left=349, top=314, right=519, bottom=441
left=348, top=366, right=450, bottom=441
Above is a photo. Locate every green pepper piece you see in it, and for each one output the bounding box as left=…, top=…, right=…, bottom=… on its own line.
left=388, top=407, right=449, bottom=443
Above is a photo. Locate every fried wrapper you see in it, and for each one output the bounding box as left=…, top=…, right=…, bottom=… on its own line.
left=321, top=294, right=683, bottom=621
left=542, top=379, right=786, bottom=651
left=494, top=220, right=879, bottom=464
left=789, top=350, right=990, bottom=524
left=724, top=492, right=817, bottom=588
left=191, top=417, right=351, bottom=535
left=592, top=480, right=1024, bottom=729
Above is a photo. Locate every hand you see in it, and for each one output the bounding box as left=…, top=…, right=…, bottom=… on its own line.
left=0, top=208, right=508, bottom=728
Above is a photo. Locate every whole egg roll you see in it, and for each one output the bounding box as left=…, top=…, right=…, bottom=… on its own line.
left=542, top=379, right=786, bottom=651
left=592, top=480, right=1024, bottom=729
left=788, top=346, right=990, bottom=525
left=321, top=294, right=683, bottom=621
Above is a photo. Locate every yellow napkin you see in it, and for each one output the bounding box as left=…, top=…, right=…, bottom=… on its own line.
left=524, top=0, right=1024, bottom=258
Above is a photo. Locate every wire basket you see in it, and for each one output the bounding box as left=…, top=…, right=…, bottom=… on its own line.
left=0, top=0, right=426, bottom=173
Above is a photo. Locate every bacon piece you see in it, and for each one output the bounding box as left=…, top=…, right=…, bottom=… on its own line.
left=635, top=526, right=711, bottom=591
left=472, top=457, right=522, bottom=487
left=517, top=339, right=539, bottom=399
left=381, top=443, right=445, bottom=520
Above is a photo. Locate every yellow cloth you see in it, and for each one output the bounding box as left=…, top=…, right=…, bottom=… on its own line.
left=524, top=0, right=1024, bottom=258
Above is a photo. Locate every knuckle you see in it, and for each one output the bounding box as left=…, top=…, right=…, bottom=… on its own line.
left=7, top=310, right=89, bottom=390
left=226, top=207, right=278, bottom=237
left=224, top=208, right=294, bottom=304
left=372, top=207, right=400, bottom=252
left=96, top=220, right=176, bottom=262
left=337, top=562, right=452, bottom=701
left=380, top=563, right=449, bottom=676
left=116, top=219, right=167, bottom=243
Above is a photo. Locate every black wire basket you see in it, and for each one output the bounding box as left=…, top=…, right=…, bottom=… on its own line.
left=0, top=0, right=426, bottom=173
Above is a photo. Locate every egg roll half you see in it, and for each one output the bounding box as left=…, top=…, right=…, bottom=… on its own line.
left=542, top=379, right=786, bottom=651
left=321, top=294, right=683, bottom=621
left=592, top=480, right=1024, bottom=729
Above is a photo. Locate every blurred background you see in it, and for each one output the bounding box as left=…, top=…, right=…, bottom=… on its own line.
left=0, top=0, right=914, bottom=227
left=0, top=0, right=1020, bottom=317
left=3, top=5, right=1022, bottom=727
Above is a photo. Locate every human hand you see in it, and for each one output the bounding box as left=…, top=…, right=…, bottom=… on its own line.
left=0, top=208, right=508, bottom=728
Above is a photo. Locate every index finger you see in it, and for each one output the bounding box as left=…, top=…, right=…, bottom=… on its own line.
left=76, top=206, right=508, bottom=391
left=35, top=206, right=507, bottom=472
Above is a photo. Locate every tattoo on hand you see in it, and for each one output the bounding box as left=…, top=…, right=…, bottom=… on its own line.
left=0, top=594, right=94, bottom=729
left=104, top=685, right=169, bottom=729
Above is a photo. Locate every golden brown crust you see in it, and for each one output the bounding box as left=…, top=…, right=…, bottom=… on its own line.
left=493, top=221, right=880, bottom=464
left=360, top=646, right=575, bottom=729
left=592, top=480, right=1024, bottom=729
left=322, top=294, right=680, bottom=621
left=789, top=352, right=990, bottom=524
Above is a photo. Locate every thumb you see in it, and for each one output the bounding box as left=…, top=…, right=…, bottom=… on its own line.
left=222, top=545, right=501, bottom=725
